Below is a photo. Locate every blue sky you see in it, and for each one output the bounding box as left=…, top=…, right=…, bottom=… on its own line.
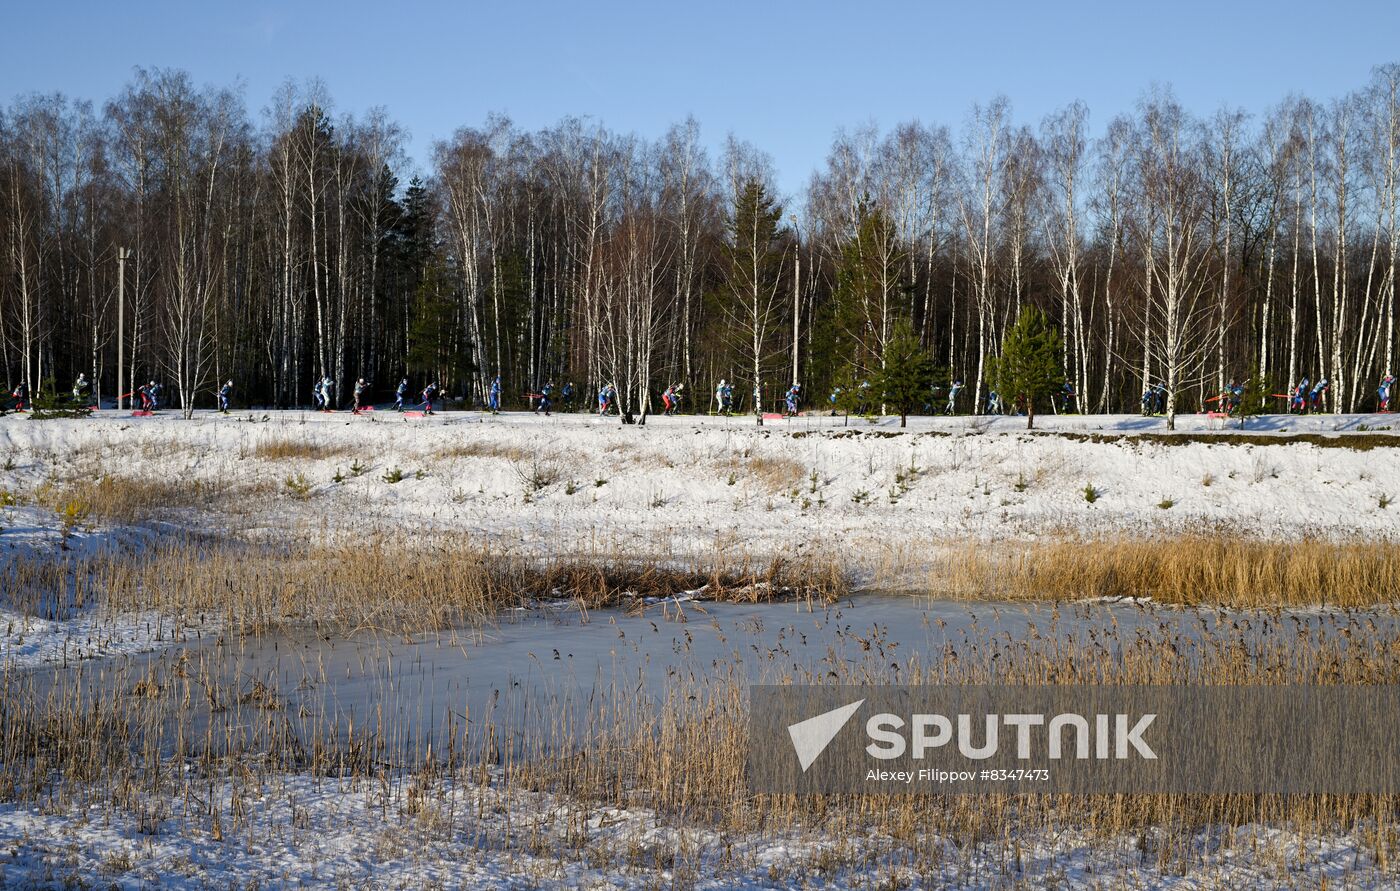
left=5, top=0, right=1398, bottom=200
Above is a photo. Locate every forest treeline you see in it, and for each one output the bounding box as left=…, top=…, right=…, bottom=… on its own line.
left=3, top=66, right=1399, bottom=423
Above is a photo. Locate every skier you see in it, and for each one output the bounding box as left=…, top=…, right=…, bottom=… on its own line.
left=218, top=380, right=233, bottom=413
left=945, top=380, right=963, bottom=415
left=148, top=381, right=162, bottom=411
left=716, top=379, right=730, bottom=416
left=72, top=373, right=90, bottom=404
left=488, top=375, right=502, bottom=413
left=1060, top=381, right=1077, bottom=414
left=923, top=384, right=941, bottom=415
left=9, top=381, right=28, bottom=412
left=784, top=382, right=801, bottom=417
left=535, top=381, right=553, bottom=415
left=420, top=381, right=439, bottom=415
left=662, top=383, right=684, bottom=416
left=1292, top=378, right=1310, bottom=414
left=136, top=382, right=154, bottom=412
left=1140, top=384, right=1166, bottom=416
left=1380, top=374, right=1396, bottom=412
left=394, top=378, right=409, bottom=412
left=561, top=381, right=575, bottom=411
left=321, top=376, right=336, bottom=411
left=1309, top=378, right=1330, bottom=413
left=1224, top=380, right=1244, bottom=415
left=987, top=389, right=1003, bottom=415
left=598, top=383, right=616, bottom=416
left=352, top=378, right=369, bottom=414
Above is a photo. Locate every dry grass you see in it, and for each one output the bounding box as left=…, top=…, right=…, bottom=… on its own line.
left=2, top=538, right=849, bottom=634
left=932, top=536, right=1400, bottom=607
left=744, top=454, right=805, bottom=492
left=3, top=592, right=1398, bottom=884
left=251, top=438, right=353, bottom=461
left=435, top=440, right=531, bottom=462
left=35, top=475, right=221, bottom=525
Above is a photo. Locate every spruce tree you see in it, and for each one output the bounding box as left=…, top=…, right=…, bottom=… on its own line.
left=875, top=319, right=936, bottom=428
left=986, top=307, right=1064, bottom=430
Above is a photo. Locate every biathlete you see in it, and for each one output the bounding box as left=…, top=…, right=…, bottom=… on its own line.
left=598, top=383, right=616, bottom=416
left=662, top=383, right=684, bottom=416
left=784, top=383, right=802, bottom=417
left=534, top=381, right=554, bottom=415
left=945, top=380, right=963, bottom=415
left=1309, top=378, right=1329, bottom=413
left=8, top=381, right=28, bottom=412
left=716, top=379, right=734, bottom=415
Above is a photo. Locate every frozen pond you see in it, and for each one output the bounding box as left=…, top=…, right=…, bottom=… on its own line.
left=15, top=593, right=1394, bottom=762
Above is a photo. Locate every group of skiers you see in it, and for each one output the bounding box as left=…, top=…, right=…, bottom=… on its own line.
left=1284, top=378, right=1331, bottom=415
left=12, top=369, right=1400, bottom=419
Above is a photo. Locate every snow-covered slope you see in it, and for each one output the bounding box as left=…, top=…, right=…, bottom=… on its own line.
left=1, top=410, right=1396, bottom=567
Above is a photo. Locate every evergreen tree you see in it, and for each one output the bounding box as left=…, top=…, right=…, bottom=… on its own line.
left=830, top=361, right=866, bottom=425
left=874, top=319, right=936, bottom=427
left=407, top=263, right=472, bottom=388
left=1235, top=371, right=1270, bottom=430
left=987, top=307, right=1064, bottom=430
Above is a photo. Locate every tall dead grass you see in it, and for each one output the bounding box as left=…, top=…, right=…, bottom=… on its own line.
left=932, top=536, right=1400, bottom=607
left=35, top=475, right=222, bottom=525
left=3, top=598, right=1398, bottom=884
left=3, top=538, right=848, bottom=634
left=251, top=438, right=353, bottom=461
left=741, top=454, right=805, bottom=492
left=435, top=440, right=530, bottom=462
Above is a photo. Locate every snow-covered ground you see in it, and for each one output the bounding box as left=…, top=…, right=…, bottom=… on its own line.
left=1, top=409, right=1396, bottom=565
left=0, top=605, right=216, bottom=669
left=4, top=410, right=1399, bottom=889
left=0, top=770, right=1385, bottom=889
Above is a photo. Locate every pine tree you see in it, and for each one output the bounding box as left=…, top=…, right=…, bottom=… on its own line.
left=1235, top=372, right=1270, bottom=430
left=987, top=307, right=1064, bottom=430
left=830, top=361, right=866, bottom=425
left=875, top=319, right=936, bottom=428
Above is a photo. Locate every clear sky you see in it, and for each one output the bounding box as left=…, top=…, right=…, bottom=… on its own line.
left=5, top=0, right=1398, bottom=201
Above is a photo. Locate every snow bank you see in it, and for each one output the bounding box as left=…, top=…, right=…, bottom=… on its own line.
left=0, top=770, right=1384, bottom=889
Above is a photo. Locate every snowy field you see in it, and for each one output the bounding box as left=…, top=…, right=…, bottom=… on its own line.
left=2, top=408, right=1397, bottom=563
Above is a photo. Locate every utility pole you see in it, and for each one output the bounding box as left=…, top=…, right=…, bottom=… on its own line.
left=789, top=215, right=800, bottom=387
left=116, top=248, right=128, bottom=411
